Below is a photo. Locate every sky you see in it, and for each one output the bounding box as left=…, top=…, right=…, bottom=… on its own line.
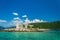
left=0, top=0, right=60, bottom=27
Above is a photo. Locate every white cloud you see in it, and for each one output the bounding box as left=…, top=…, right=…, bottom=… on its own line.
left=22, top=15, right=27, bottom=17
left=0, top=20, right=7, bottom=22
left=13, top=17, right=23, bottom=23
left=13, top=12, right=18, bottom=16
left=13, top=17, right=20, bottom=20
left=1, top=21, right=16, bottom=27
left=24, top=18, right=47, bottom=23
left=32, top=19, right=47, bottom=23
left=0, top=17, right=22, bottom=27
left=25, top=18, right=31, bottom=23
left=0, top=18, right=47, bottom=27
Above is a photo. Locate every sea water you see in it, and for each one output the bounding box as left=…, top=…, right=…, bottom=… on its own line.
left=0, top=30, right=60, bottom=40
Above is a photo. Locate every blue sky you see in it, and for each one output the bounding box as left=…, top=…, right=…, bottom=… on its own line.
left=0, top=0, right=60, bottom=22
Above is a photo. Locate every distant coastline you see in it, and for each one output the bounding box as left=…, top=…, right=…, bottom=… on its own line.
left=0, top=21, right=60, bottom=32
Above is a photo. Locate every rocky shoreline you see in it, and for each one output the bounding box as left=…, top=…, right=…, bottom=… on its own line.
left=0, top=28, right=50, bottom=32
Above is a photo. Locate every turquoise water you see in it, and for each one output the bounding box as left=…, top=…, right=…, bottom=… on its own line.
left=0, top=30, right=60, bottom=40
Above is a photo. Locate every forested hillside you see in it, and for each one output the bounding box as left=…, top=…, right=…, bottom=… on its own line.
left=29, top=21, right=60, bottom=29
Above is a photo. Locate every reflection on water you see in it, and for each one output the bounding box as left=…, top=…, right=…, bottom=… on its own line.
left=0, top=30, right=60, bottom=40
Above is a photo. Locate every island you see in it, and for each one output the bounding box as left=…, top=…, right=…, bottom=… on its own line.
left=0, top=21, right=60, bottom=32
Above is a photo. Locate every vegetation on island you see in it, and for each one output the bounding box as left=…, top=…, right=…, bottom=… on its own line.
left=28, top=21, right=60, bottom=29
left=0, top=21, right=60, bottom=30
